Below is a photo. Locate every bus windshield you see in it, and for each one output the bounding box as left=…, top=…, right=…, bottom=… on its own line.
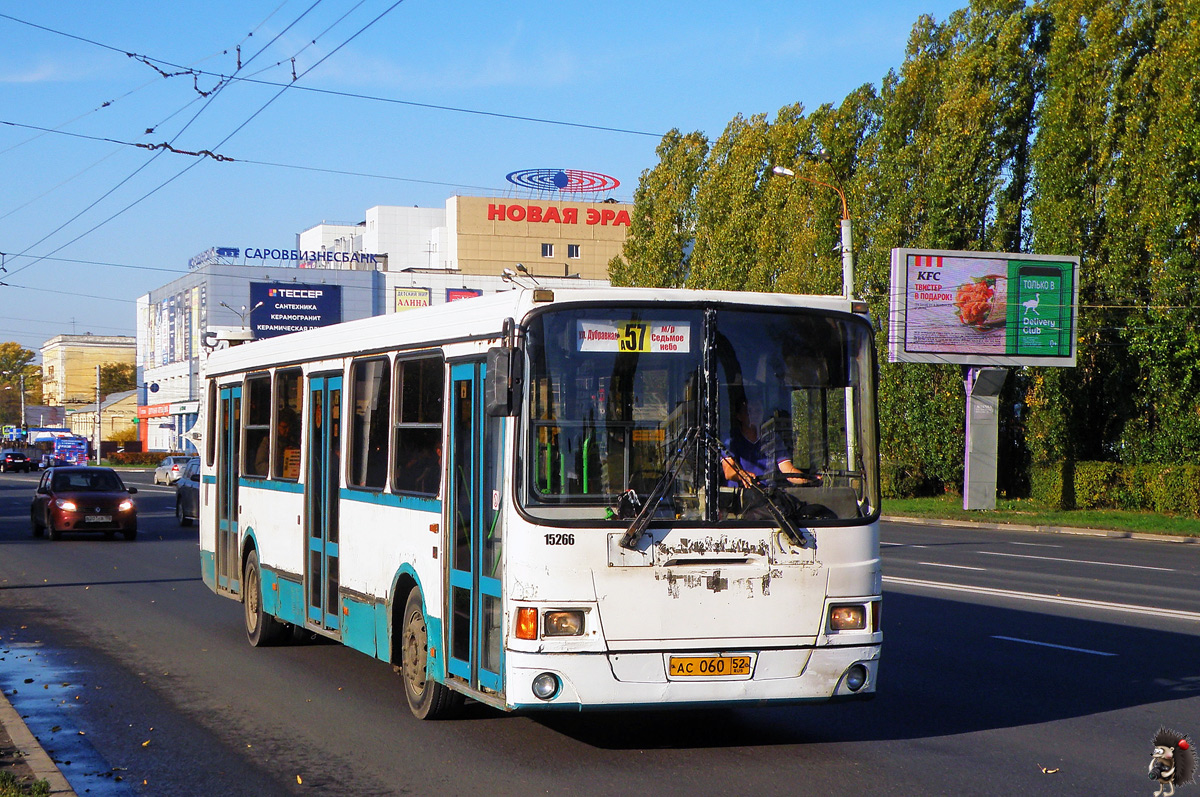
left=522, top=304, right=878, bottom=525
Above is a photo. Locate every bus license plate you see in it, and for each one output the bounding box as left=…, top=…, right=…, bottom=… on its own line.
left=668, top=655, right=752, bottom=678
left=85, top=515, right=112, bottom=523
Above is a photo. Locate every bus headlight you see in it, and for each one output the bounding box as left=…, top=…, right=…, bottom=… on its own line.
left=531, top=672, right=560, bottom=700
left=829, top=604, right=866, bottom=631
left=543, top=610, right=584, bottom=637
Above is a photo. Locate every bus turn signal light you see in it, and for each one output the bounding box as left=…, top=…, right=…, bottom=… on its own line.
left=516, top=607, right=538, bottom=640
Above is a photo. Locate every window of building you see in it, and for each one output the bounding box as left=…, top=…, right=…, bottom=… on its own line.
left=273, top=369, right=302, bottom=480
left=349, top=358, right=391, bottom=490
left=567, top=244, right=581, bottom=259
left=392, top=356, right=443, bottom=496
left=243, top=373, right=271, bottom=477
left=541, top=243, right=554, bottom=258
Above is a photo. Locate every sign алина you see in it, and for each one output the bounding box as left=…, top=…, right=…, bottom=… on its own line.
left=888, top=248, right=1079, bottom=367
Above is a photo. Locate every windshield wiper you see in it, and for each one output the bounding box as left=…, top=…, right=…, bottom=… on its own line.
left=617, top=427, right=698, bottom=550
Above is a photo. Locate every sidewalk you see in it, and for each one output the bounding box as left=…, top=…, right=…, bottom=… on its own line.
left=0, top=686, right=75, bottom=795
left=881, top=513, right=1200, bottom=543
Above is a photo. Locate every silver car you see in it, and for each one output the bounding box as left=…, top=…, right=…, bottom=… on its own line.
left=153, top=455, right=192, bottom=485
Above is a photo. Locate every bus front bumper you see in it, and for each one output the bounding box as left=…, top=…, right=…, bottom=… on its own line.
left=504, top=644, right=880, bottom=710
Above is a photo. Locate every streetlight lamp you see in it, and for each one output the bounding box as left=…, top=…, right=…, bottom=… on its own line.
left=772, top=164, right=854, bottom=299
left=220, top=301, right=265, bottom=330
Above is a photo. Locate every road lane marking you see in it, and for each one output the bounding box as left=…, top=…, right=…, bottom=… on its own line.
left=1008, top=541, right=1062, bottom=548
left=918, top=562, right=986, bottom=571
left=992, top=635, right=1117, bottom=656
left=881, top=542, right=928, bottom=548
left=976, top=550, right=1175, bottom=572
left=883, top=575, right=1200, bottom=622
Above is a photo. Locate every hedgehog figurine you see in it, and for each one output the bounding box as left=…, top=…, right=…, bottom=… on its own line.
left=1150, top=727, right=1196, bottom=797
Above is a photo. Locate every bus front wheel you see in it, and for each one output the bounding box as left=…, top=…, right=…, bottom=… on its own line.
left=244, top=550, right=287, bottom=647
left=399, top=589, right=462, bottom=720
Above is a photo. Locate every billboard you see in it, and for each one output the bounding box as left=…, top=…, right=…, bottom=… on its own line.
left=395, top=287, right=431, bottom=312
left=250, top=283, right=342, bottom=339
left=446, top=288, right=482, bottom=303
left=889, top=248, right=1079, bottom=367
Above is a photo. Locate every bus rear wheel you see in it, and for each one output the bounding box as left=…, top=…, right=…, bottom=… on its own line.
left=399, top=589, right=462, bottom=720
left=244, top=550, right=287, bottom=647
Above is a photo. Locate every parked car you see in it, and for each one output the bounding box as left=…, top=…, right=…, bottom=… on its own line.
left=175, top=457, right=200, bottom=526
left=31, top=466, right=138, bottom=541
left=153, top=455, right=192, bottom=485
left=1, top=450, right=32, bottom=473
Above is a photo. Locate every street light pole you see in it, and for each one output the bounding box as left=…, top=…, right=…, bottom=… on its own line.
left=772, top=165, right=854, bottom=299
left=95, top=364, right=102, bottom=465
left=1, top=371, right=27, bottom=439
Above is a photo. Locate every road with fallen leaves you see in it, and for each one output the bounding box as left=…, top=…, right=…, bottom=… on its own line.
left=2, top=470, right=1199, bottom=796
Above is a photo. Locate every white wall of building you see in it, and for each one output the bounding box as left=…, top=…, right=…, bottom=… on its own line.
left=296, top=222, right=363, bottom=260
left=363, top=205, right=447, bottom=271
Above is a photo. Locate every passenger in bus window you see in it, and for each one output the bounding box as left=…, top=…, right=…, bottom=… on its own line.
left=721, top=395, right=819, bottom=488
left=253, top=430, right=272, bottom=476
left=397, top=438, right=440, bottom=494
left=274, top=410, right=301, bottom=479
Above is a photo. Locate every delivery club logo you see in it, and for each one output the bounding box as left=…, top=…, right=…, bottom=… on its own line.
left=506, top=168, right=620, bottom=193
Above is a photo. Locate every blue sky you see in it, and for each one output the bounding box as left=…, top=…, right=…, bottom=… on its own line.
left=0, top=0, right=964, bottom=354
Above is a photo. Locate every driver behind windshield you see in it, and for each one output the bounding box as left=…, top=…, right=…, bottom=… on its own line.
left=721, top=393, right=820, bottom=488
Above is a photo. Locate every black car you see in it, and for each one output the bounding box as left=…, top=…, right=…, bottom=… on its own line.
left=1, top=450, right=32, bottom=473
left=175, top=457, right=200, bottom=526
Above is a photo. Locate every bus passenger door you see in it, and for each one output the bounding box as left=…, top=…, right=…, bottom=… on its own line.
left=306, top=374, right=342, bottom=632
left=216, top=385, right=242, bottom=595
left=447, top=361, right=505, bottom=695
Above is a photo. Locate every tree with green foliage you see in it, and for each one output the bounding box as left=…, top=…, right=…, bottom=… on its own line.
left=98, top=361, right=136, bottom=398
left=609, top=130, right=708, bottom=287
left=0, top=342, right=38, bottom=427
left=614, top=0, right=1200, bottom=497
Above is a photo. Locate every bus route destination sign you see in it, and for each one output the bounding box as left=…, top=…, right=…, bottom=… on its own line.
left=577, top=320, right=692, bottom=354
left=887, top=248, right=1079, bottom=367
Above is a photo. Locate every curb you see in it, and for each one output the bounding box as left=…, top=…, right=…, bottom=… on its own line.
left=882, top=514, right=1200, bottom=543
left=0, top=687, right=76, bottom=796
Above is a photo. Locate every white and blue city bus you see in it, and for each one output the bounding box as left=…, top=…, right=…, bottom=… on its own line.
left=198, top=287, right=881, bottom=718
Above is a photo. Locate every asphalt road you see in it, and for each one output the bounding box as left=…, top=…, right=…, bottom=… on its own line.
left=2, top=469, right=1198, bottom=796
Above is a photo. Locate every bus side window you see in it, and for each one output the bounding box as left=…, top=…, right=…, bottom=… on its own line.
left=274, top=369, right=302, bottom=480
left=349, top=357, right=391, bottom=490
left=244, top=374, right=271, bottom=478
left=205, top=379, right=217, bottom=468
left=392, top=356, right=443, bottom=496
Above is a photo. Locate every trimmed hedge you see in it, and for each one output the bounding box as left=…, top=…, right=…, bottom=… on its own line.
left=1030, top=461, right=1072, bottom=510
left=880, top=461, right=943, bottom=499
left=108, top=451, right=189, bottom=467
left=1032, top=461, right=1200, bottom=517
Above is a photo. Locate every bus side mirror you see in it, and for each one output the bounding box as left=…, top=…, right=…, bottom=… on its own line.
left=485, top=346, right=523, bottom=417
